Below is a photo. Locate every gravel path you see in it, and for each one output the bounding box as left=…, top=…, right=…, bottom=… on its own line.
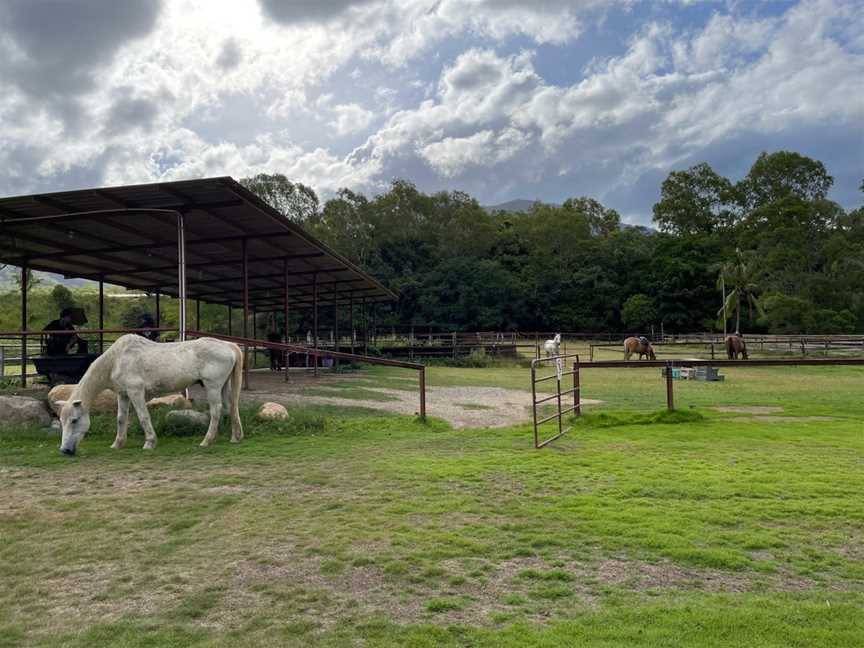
left=233, top=374, right=601, bottom=428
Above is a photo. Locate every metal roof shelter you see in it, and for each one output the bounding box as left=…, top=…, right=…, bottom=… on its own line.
left=0, top=177, right=395, bottom=387
left=0, top=176, right=395, bottom=310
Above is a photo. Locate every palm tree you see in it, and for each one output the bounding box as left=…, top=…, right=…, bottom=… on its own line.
left=717, top=249, right=762, bottom=334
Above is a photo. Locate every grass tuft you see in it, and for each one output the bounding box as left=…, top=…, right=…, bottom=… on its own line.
left=572, top=409, right=705, bottom=428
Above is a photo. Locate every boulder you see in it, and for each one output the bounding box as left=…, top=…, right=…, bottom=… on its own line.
left=165, top=409, right=210, bottom=429
left=0, top=396, right=52, bottom=428
left=147, top=393, right=193, bottom=409
left=48, top=384, right=116, bottom=415
left=257, top=402, right=289, bottom=420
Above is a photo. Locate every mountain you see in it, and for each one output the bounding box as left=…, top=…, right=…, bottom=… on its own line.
left=483, top=199, right=560, bottom=213
left=0, top=266, right=94, bottom=290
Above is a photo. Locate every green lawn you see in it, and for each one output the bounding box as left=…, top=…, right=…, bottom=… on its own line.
left=1, top=365, right=863, bottom=647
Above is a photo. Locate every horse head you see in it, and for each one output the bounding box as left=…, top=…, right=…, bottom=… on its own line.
left=57, top=399, right=91, bottom=456
left=647, top=345, right=657, bottom=360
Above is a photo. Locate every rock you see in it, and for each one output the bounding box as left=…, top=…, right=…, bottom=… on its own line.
left=0, top=396, right=52, bottom=428
left=147, top=393, right=193, bottom=409
left=48, top=384, right=116, bottom=415
left=257, top=402, right=289, bottom=420
left=165, top=410, right=210, bottom=429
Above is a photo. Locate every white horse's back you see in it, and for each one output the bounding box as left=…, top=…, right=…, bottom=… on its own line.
left=108, top=335, right=238, bottom=395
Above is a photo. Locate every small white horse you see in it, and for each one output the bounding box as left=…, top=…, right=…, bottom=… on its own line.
left=57, top=335, right=243, bottom=455
left=544, top=333, right=562, bottom=357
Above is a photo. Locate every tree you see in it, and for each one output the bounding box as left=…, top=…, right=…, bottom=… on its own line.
left=13, top=267, right=41, bottom=296
left=50, top=285, right=76, bottom=313
left=653, top=163, right=739, bottom=235
left=622, top=294, right=657, bottom=331
left=758, top=294, right=811, bottom=333
left=740, top=151, right=833, bottom=209
left=240, top=173, right=319, bottom=223
left=717, top=249, right=762, bottom=334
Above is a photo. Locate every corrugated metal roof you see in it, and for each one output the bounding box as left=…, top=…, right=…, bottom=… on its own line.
left=0, top=177, right=395, bottom=309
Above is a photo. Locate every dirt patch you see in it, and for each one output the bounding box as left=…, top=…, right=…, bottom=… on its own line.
left=713, top=406, right=784, bottom=414
left=234, top=373, right=603, bottom=428
left=729, top=416, right=835, bottom=424
left=595, top=558, right=753, bottom=592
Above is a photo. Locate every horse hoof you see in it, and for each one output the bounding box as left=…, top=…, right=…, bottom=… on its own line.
left=110, top=442, right=123, bottom=450
left=143, top=442, right=156, bottom=450
left=199, top=441, right=211, bottom=448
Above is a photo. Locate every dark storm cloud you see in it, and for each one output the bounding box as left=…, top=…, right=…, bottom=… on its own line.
left=0, top=0, right=162, bottom=127
left=258, top=0, right=379, bottom=25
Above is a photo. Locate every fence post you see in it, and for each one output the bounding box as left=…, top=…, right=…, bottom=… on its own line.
left=665, top=361, right=675, bottom=411
left=419, top=366, right=426, bottom=421
left=573, top=357, right=581, bottom=416
left=710, top=343, right=715, bottom=360
left=531, top=362, right=538, bottom=448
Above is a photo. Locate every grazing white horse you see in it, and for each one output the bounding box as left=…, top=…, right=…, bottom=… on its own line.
left=544, top=333, right=562, bottom=357
left=57, top=335, right=243, bottom=455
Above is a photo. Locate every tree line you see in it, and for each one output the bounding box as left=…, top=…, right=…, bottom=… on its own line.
left=242, top=150, right=864, bottom=334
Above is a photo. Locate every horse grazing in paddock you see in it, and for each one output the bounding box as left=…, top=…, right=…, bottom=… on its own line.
left=725, top=334, right=749, bottom=360
left=544, top=333, right=562, bottom=357
left=57, top=335, right=243, bottom=455
left=624, top=336, right=656, bottom=361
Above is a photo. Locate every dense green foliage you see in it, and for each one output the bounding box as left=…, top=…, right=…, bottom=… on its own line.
left=1, top=151, right=861, bottom=335
left=284, top=150, right=861, bottom=334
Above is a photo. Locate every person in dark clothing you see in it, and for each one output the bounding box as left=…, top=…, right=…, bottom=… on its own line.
left=267, top=326, right=284, bottom=370
left=43, top=308, right=88, bottom=355
left=137, top=312, right=160, bottom=341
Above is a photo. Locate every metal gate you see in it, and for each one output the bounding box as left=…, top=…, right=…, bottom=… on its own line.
left=530, top=354, right=581, bottom=448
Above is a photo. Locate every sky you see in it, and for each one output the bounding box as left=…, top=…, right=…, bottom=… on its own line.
left=0, top=0, right=862, bottom=224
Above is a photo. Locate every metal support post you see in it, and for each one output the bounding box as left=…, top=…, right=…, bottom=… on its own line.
left=333, top=283, right=339, bottom=372
left=98, top=274, right=105, bottom=353
left=284, top=258, right=290, bottom=382
left=312, top=273, right=318, bottom=377
left=20, top=264, right=27, bottom=387
left=573, top=357, right=581, bottom=416
left=665, top=360, right=675, bottom=411
left=242, top=238, right=249, bottom=389
left=419, top=366, right=426, bottom=420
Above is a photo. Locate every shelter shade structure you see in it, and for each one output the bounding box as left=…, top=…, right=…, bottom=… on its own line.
left=0, top=177, right=396, bottom=386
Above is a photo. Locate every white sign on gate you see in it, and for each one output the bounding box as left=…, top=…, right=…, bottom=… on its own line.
left=555, top=357, right=563, bottom=381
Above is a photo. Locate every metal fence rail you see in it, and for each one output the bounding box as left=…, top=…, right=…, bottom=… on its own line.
left=185, top=330, right=427, bottom=420
left=530, top=353, right=582, bottom=448
left=574, top=357, right=864, bottom=417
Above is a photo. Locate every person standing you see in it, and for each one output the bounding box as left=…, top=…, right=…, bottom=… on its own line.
left=43, top=308, right=88, bottom=355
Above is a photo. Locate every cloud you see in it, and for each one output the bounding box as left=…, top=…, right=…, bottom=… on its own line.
left=216, top=38, right=244, bottom=70
left=0, top=0, right=162, bottom=127
left=420, top=128, right=532, bottom=176
left=258, top=0, right=380, bottom=25
left=0, top=0, right=861, bottom=224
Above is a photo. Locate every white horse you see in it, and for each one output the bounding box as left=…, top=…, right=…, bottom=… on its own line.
left=57, top=335, right=243, bottom=455
left=544, top=333, right=562, bottom=357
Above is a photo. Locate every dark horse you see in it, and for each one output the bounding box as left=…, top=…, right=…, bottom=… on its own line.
left=624, top=336, right=656, bottom=361
left=725, top=334, right=748, bottom=359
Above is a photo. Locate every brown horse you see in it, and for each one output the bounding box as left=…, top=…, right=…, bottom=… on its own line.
left=624, top=337, right=656, bottom=361
left=725, top=335, right=748, bottom=359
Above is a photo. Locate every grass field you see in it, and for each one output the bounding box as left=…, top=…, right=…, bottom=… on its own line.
left=1, top=363, right=862, bottom=647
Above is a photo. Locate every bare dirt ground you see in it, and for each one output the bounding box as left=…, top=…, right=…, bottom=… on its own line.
left=225, top=370, right=602, bottom=428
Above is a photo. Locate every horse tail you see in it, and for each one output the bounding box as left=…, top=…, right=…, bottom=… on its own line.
left=229, top=343, right=244, bottom=441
